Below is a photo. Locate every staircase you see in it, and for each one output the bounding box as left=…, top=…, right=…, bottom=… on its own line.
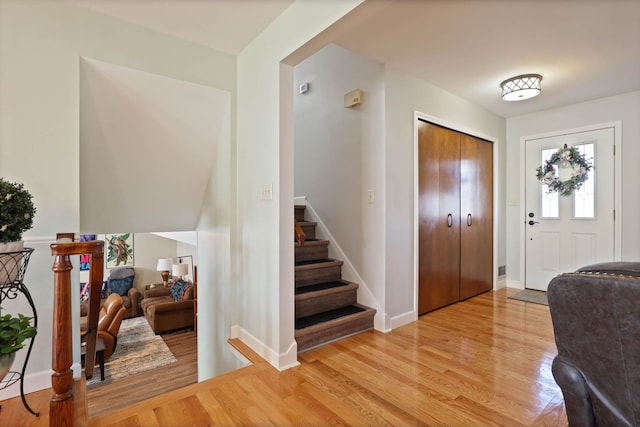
left=294, top=205, right=376, bottom=352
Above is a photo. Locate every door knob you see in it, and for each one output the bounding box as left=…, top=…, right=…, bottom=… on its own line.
left=528, top=220, right=539, bottom=226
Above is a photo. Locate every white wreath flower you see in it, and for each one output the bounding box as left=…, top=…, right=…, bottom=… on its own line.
left=535, top=145, right=592, bottom=197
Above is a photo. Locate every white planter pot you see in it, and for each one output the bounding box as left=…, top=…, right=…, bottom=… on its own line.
left=0, top=351, right=16, bottom=382
left=0, top=240, right=24, bottom=285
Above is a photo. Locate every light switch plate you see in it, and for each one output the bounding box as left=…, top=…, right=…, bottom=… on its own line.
left=260, top=184, right=273, bottom=200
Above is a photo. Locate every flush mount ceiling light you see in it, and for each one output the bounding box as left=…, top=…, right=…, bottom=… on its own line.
left=500, top=74, right=542, bottom=101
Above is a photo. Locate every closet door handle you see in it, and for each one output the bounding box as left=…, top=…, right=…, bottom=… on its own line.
left=447, top=213, right=453, bottom=228
left=467, top=213, right=472, bottom=226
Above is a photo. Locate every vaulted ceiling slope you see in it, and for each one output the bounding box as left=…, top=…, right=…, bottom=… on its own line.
left=68, top=0, right=640, bottom=118
left=67, top=0, right=295, bottom=54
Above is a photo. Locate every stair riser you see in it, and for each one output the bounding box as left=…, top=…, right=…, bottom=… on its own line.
left=300, top=224, right=316, bottom=239
left=296, top=288, right=357, bottom=318
left=295, top=206, right=306, bottom=222
left=295, top=265, right=342, bottom=286
left=295, top=244, right=329, bottom=263
left=296, top=311, right=375, bottom=352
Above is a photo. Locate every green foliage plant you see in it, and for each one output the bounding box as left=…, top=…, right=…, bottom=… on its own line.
left=0, top=310, right=37, bottom=354
left=0, top=178, right=36, bottom=244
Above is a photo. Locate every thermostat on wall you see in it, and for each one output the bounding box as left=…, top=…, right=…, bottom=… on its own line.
left=344, top=89, right=362, bottom=108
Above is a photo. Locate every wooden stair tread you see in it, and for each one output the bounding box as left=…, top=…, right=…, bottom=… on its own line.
left=293, top=204, right=374, bottom=352
left=295, top=280, right=355, bottom=296
left=294, top=239, right=329, bottom=247
left=295, top=304, right=372, bottom=330
left=295, top=258, right=343, bottom=269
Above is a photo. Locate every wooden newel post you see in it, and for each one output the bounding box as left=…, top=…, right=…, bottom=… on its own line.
left=49, top=254, right=74, bottom=425
left=49, top=240, right=104, bottom=426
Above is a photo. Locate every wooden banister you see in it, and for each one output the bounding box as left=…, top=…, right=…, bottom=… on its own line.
left=295, top=219, right=306, bottom=246
left=49, top=240, right=104, bottom=426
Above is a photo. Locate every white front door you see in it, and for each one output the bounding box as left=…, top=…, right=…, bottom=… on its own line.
left=525, top=126, right=616, bottom=291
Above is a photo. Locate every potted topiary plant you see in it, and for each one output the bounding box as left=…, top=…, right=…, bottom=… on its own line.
left=0, top=309, right=37, bottom=382
left=0, top=178, right=36, bottom=285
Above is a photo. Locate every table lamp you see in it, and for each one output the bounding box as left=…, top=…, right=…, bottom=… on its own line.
left=172, top=262, right=189, bottom=281
left=156, top=258, right=172, bottom=287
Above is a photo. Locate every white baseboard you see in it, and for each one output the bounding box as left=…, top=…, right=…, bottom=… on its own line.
left=495, top=276, right=507, bottom=290
left=389, top=310, right=417, bottom=330
left=0, top=368, right=52, bottom=401
left=506, top=279, right=524, bottom=289
left=230, top=325, right=299, bottom=371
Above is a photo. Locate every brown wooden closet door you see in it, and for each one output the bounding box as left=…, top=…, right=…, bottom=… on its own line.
left=418, top=121, right=460, bottom=314
left=459, top=134, right=493, bottom=299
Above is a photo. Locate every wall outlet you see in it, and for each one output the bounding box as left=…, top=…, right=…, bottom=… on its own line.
left=260, top=184, right=273, bottom=200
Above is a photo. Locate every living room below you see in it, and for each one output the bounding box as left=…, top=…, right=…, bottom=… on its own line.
left=77, top=232, right=199, bottom=397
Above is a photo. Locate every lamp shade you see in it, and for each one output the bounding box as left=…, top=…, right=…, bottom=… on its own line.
left=500, top=74, right=542, bottom=101
left=172, top=263, right=189, bottom=277
left=156, top=258, right=172, bottom=272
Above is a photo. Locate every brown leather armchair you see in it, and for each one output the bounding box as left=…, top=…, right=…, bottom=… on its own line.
left=548, top=262, right=640, bottom=426
left=81, top=293, right=126, bottom=359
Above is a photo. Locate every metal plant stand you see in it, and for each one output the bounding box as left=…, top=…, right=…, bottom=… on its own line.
left=0, top=248, right=39, bottom=416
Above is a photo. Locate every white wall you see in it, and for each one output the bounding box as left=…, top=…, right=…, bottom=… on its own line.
left=505, top=91, right=640, bottom=284
left=235, top=0, right=364, bottom=369
left=195, top=102, right=248, bottom=380
left=77, top=233, right=179, bottom=293
left=0, top=0, right=235, bottom=397
left=293, top=44, right=385, bottom=322
left=384, top=66, right=507, bottom=327
left=135, top=234, right=188, bottom=289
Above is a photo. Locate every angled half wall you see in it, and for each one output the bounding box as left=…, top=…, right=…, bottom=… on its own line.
left=79, top=57, right=230, bottom=233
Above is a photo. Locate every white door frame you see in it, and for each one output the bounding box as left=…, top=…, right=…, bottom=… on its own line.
left=413, top=111, right=500, bottom=318
left=518, top=121, right=623, bottom=288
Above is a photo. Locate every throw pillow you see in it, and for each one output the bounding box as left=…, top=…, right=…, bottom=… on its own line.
left=181, top=286, right=193, bottom=301
left=108, top=277, right=133, bottom=296
left=109, top=267, right=135, bottom=280
left=170, top=279, right=189, bottom=302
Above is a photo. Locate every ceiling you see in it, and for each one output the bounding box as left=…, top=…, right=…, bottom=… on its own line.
left=69, top=0, right=640, bottom=118
left=67, top=0, right=295, bottom=54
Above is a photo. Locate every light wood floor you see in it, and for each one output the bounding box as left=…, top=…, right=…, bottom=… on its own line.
left=0, top=327, right=197, bottom=425
left=86, top=327, right=198, bottom=417
left=3, top=288, right=568, bottom=426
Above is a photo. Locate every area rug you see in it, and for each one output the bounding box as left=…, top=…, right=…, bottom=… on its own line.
left=508, top=289, right=548, bottom=306
left=86, top=316, right=177, bottom=388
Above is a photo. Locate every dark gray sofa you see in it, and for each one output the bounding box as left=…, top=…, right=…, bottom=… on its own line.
left=547, top=262, right=640, bottom=426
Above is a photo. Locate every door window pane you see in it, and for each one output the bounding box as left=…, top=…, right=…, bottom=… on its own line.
left=574, top=143, right=595, bottom=218
left=541, top=148, right=559, bottom=218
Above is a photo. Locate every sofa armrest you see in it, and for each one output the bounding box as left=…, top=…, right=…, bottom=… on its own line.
left=576, top=261, right=640, bottom=277
left=552, top=356, right=597, bottom=427
left=128, top=287, right=141, bottom=307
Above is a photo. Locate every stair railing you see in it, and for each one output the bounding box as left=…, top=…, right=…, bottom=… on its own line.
left=49, top=238, right=104, bottom=426
left=295, top=219, right=306, bottom=246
